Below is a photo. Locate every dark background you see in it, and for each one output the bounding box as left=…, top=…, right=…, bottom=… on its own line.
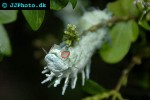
left=0, top=0, right=150, bottom=100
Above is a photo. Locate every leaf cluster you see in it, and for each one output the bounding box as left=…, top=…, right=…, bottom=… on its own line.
left=0, top=10, right=45, bottom=60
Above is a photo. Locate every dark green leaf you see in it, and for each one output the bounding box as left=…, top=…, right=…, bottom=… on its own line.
left=100, top=21, right=136, bottom=63
left=50, top=0, right=69, bottom=10
left=82, top=80, right=106, bottom=95
left=69, top=0, right=77, bottom=8
left=107, top=0, right=139, bottom=17
left=0, top=24, right=12, bottom=56
left=22, top=10, right=45, bottom=31
left=0, top=10, right=18, bottom=24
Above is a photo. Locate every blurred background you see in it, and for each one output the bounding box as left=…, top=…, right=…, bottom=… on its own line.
left=0, top=0, right=150, bottom=100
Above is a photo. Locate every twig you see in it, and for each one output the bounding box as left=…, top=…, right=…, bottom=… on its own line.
left=83, top=90, right=124, bottom=100
left=80, top=16, right=136, bottom=37
left=112, top=56, right=141, bottom=100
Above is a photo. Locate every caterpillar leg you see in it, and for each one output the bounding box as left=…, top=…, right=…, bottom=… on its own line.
left=86, top=60, right=91, bottom=79
left=62, top=75, right=69, bottom=95
left=71, top=74, right=77, bottom=89
left=54, top=78, right=62, bottom=87
left=41, top=72, right=54, bottom=84
left=81, top=70, right=85, bottom=85
left=42, top=69, right=49, bottom=74
left=42, top=67, right=49, bottom=74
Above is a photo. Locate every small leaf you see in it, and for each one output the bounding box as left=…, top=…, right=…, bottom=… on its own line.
left=107, top=0, right=139, bottom=17
left=138, top=11, right=150, bottom=30
left=0, top=10, right=18, bottom=24
left=134, top=0, right=145, bottom=12
left=128, top=20, right=139, bottom=42
left=100, top=22, right=132, bottom=63
left=50, top=0, right=69, bottom=10
left=107, top=0, right=123, bottom=17
left=82, top=80, right=106, bottom=95
left=22, top=10, right=45, bottom=31
left=69, top=0, right=77, bottom=8
left=0, top=24, right=12, bottom=56
left=139, top=19, right=150, bottom=30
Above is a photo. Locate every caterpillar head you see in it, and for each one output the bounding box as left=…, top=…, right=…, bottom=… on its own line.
left=45, top=54, right=68, bottom=72
left=44, top=44, right=70, bottom=76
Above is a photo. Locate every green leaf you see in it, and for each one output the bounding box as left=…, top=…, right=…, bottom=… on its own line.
left=100, top=22, right=131, bottom=63
left=138, top=11, right=150, bottom=30
left=135, top=0, right=145, bottom=12
left=22, top=10, right=45, bottom=31
left=0, top=10, right=18, bottom=24
left=107, top=0, right=139, bottom=17
left=50, top=0, right=69, bottom=10
left=82, top=80, right=106, bottom=95
left=69, top=0, right=77, bottom=8
left=0, top=24, right=12, bottom=56
left=128, top=20, right=139, bottom=42
left=100, top=21, right=139, bottom=63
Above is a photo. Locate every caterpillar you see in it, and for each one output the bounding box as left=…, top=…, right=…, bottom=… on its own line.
left=41, top=10, right=111, bottom=95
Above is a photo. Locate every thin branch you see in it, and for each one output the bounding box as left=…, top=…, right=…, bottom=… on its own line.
left=112, top=56, right=141, bottom=100
left=80, top=16, right=136, bottom=37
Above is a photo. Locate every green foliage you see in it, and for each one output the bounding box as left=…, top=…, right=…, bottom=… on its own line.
left=82, top=80, right=106, bottom=95
left=100, top=20, right=139, bottom=63
left=0, top=10, right=18, bottom=24
left=22, top=10, right=45, bottom=31
left=0, top=10, right=46, bottom=61
left=138, top=10, right=150, bottom=30
left=69, top=0, right=77, bottom=8
left=134, top=0, right=150, bottom=30
left=50, top=0, right=68, bottom=10
left=0, top=24, right=12, bottom=57
left=129, top=20, right=139, bottom=42
left=107, top=0, right=139, bottom=17
left=50, top=0, right=77, bottom=10
left=135, top=0, right=145, bottom=12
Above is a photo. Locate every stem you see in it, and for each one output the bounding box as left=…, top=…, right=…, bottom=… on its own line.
left=115, top=62, right=135, bottom=91
left=112, top=56, right=141, bottom=100
left=80, top=16, right=136, bottom=36
left=83, top=90, right=124, bottom=100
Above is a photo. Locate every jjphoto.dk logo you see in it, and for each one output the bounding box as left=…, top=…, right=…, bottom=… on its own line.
left=1, top=2, right=47, bottom=9
left=9, top=3, right=46, bottom=8
left=2, top=3, right=7, bottom=8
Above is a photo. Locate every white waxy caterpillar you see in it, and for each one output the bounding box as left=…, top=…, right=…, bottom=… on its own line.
left=41, top=10, right=111, bottom=95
